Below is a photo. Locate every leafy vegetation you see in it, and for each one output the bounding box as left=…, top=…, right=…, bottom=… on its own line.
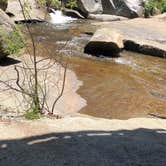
left=66, top=0, right=77, bottom=9
left=36, top=0, right=77, bottom=9
left=1, top=26, right=25, bottom=55
left=0, top=0, right=7, bottom=3
left=36, top=0, right=61, bottom=8
left=144, top=0, right=166, bottom=17
left=24, top=109, right=40, bottom=120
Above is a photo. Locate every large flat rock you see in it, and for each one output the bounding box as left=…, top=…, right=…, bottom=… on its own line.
left=6, top=0, right=46, bottom=21
left=85, top=28, right=124, bottom=56
left=88, top=14, right=128, bottom=21
left=92, top=16, right=166, bottom=57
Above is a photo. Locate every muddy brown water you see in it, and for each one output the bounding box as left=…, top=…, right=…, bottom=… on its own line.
left=24, top=20, right=166, bottom=119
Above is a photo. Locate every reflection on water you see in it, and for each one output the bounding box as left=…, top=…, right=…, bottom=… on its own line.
left=24, top=21, right=166, bottom=119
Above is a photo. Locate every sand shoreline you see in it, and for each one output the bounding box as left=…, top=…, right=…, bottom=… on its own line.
left=0, top=55, right=87, bottom=119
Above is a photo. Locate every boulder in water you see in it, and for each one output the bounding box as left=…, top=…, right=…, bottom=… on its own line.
left=84, top=28, right=124, bottom=57
left=92, top=16, right=166, bottom=58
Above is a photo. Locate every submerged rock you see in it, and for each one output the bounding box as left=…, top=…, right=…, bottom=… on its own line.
left=84, top=28, right=124, bottom=57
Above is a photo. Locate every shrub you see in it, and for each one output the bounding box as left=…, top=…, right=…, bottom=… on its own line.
left=144, top=0, right=166, bottom=17
left=24, top=110, right=40, bottom=120
left=0, top=26, right=25, bottom=56
left=4, top=29, right=25, bottom=55
left=36, top=0, right=61, bottom=8
left=66, top=0, right=77, bottom=9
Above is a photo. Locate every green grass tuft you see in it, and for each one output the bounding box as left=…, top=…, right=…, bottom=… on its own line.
left=24, top=111, right=40, bottom=120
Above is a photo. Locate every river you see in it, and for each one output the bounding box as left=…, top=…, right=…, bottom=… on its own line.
left=23, top=11, right=166, bottom=119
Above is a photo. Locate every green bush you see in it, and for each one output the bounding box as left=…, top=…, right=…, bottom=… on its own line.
left=144, top=0, right=166, bottom=17
left=24, top=106, right=41, bottom=120
left=37, top=0, right=60, bottom=8
left=24, top=111, right=40, bottom=120
left=1, top=26, right=25, bottom=55
left=66, top=0, right=77, bottom=9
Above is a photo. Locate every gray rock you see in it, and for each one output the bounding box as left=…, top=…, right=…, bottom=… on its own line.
left=77, top=0, right=103, bottom=17
left=62, top=0, right=103, bottom=17
left=85, top=28, right=124, bottom=56
left=6, top=0, right=46, bottom=21
left=88, top=14, right=128, bottom=21
left=62, top=8, right=85, bottom=19
left=101, top=0, right=144, bottom=18
left=63, top=0, right=148, bottom=18
left=91, top=16, right=166, bottom=58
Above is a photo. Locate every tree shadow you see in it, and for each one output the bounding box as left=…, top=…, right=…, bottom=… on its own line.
left=0, top=128, right=166, bottom=166
left=0, top=57, right=21, bottom=67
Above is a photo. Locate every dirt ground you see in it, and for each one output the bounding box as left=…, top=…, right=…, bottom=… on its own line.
left=0, top=117, right=166, bottom=166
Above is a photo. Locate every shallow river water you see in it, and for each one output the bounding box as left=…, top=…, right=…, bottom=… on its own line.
left=25, top=19, right=166, bottom=120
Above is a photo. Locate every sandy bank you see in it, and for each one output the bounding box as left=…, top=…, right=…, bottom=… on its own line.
left=0, top=55, right=86, bottom=118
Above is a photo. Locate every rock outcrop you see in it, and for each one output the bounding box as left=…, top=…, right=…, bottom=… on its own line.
left=89, top=15, right=166, bottom=58
left=88, top=14, right=128, bottom=21
left=62, top=0, right=146, bottom=18
left=62, top=0, right=103, bottom=17
left=84, top=28, right=124, bottom=56
left=6, top=0, right=46, bottom=21
left=0, top=8, right=15, bottom=59
left=101, top=0, right=144, bottom=18
left=77, top=0, right=103, bottom=17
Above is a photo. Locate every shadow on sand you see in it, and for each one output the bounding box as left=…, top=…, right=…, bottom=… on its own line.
left=0, top=128, right=166, bottom=166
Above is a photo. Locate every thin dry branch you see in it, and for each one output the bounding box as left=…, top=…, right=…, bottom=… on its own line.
left=51, top=63, right=67, bottom=114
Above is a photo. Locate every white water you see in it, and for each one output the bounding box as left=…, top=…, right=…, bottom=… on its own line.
left=49, top=9, right=77, bottom=24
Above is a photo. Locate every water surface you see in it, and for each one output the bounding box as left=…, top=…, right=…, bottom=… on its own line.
left=24, top=20, right=166, bottom=119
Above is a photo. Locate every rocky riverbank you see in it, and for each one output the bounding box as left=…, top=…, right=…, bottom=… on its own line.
left=85, top=13, right=166, bottom=57
left=0, top=55, right=86, bottom=120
